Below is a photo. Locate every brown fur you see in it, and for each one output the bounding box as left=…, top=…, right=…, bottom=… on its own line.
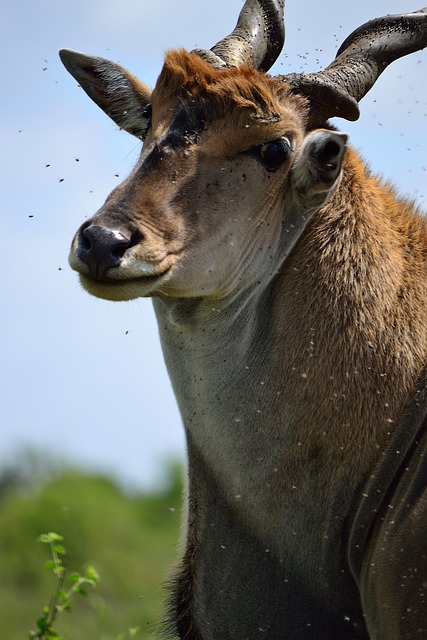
left=65, top=42, right=427, bottom=640
left=150, top=50, right=309, bottom=153
left=155, top=49, right=307, bottom=120
left=156, top=145, right=427, bottom=639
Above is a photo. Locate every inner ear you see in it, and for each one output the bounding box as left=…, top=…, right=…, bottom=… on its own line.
left=59, top=49, right=152, bottom=139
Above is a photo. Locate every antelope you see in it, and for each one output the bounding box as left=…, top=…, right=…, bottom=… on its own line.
left=60, top=1, right=427, bottom=638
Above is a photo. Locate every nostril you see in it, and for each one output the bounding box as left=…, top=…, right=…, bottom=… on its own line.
left=111, top=240, right=130, bottom=260
left=129, top=229, right=144, bottom=249
left=78, top=225, right=132, bottom=277
left=80, top=226, right=92, bottom=252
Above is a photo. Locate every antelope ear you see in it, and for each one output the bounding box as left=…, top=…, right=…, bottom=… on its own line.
left=59, top=49, right=152, bottom=139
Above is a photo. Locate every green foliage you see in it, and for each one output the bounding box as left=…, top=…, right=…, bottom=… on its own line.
left=0, top=456, right=183, bottom=639
left=29, top=532, right=100, bottom=639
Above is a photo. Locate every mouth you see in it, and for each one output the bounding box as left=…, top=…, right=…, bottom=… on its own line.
left=68, top=221, right=180, bottom=300
left=77, top=267, right=173, bottom=301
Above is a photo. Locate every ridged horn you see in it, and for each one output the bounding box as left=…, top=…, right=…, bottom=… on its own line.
left=284, top=7, right=427, bottom=126
left=193, top=0, right=285, bottom=71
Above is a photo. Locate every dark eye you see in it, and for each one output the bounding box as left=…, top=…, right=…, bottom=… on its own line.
left=259, top=137, right=292, bottom=171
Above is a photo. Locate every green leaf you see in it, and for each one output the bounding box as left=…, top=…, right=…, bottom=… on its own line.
left=37, top=534, right=51, bottom=545
left=86, top=565, right=100, bottom=582
left=67, top=572, right=82, bottom=583
left=50, top=532, right=64, bottom=542
left=73, top=586, right=87, bottom=596
left=38, top=532, right=64, bottom=544
left=36, top=616, right=48, bottom=630
left=54, top=544, right=66, bottom=555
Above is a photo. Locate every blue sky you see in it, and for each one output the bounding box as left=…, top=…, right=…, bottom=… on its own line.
left=2, top=0, right=426, bottom=490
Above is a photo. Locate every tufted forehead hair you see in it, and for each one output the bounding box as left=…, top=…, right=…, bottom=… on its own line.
left=151, top=49, right=309, bottom=130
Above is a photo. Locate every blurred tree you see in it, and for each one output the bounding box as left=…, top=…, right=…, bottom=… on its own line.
left=0, top=453, right=183, bottom=640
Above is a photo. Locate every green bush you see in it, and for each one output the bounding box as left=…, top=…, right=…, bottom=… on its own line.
left=0, top=455, right=183, bottom=640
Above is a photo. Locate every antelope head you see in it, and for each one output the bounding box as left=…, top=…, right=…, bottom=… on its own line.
left=60, top=1, right=427, bottom=302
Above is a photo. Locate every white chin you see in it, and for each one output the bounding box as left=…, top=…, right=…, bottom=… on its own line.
left=78, top=275, right=156, bottom=301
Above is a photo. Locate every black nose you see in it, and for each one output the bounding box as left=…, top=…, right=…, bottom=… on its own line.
left=78, top=225, right=131, bottom=278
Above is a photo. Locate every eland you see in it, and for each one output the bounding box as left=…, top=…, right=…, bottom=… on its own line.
left=60, top=1, right=427, bottom=638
